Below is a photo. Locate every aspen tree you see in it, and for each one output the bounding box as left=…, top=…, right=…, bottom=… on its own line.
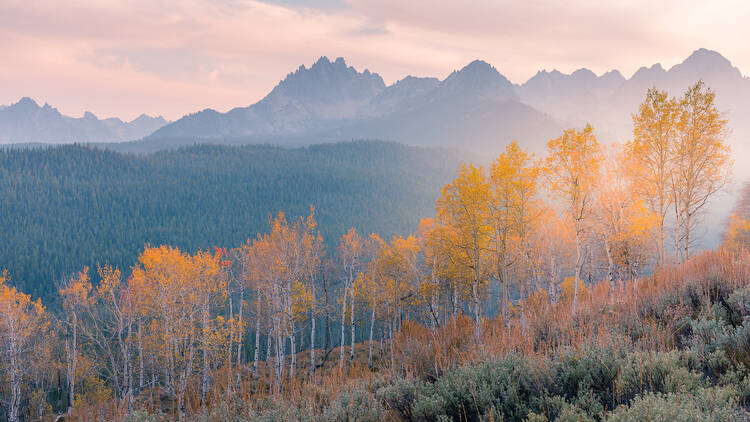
left=437, top=164, right=491, bottom=337
left=626, top=88, right=679, bottom=266
left=0, top=272, right=48, bottom=422
left=488, top=142, right=541, bottom=326
left=545, top=124, right=603, bottom=314
left=674, top=81, right=731, bottom=259
left=337, top=228, right=364, bottom=368
left=59, top=267, right=92, bottom=417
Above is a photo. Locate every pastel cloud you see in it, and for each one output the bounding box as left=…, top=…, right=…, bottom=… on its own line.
left=0, top=0, right=748, bottom=120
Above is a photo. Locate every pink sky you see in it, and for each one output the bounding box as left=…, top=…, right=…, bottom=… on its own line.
left=1, top=0, right=749, bottom=121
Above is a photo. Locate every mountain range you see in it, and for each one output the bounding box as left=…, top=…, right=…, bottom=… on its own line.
left=0, top=97, right=167, bottom=144
left=3, top=48, right=749, bottom=159
left=139, top=48, right=750, bottom=157
left=144, top=57, right=561, bottom=153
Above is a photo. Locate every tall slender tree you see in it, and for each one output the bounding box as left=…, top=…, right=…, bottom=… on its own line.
left=626, top=88, right=679, bottom=266
left=674, top=81, right=732, bottom=259
left=436, top=164, right=491, bottom=332
left=545, top=124, right=603, bottom=314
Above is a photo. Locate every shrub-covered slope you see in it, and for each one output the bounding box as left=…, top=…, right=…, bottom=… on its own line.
left=217, top=250, right=750, bottom=422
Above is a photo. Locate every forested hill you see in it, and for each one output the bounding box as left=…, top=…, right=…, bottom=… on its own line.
left=0, top=140, right=469, bottom=303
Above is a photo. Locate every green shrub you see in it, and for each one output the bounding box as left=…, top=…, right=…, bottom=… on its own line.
left=605, top=387, right=748, bottom=422
left=550, top=346, right=620, bottom=410
left=616, top=351, right=705, bottom=404
left=375, top=377, right=419, bottom=420
left=412, top=354, right=550, bottom=422
left=726, top=286, right=750, bottom=324
left=524, top=411, right=548, bottom=422
left=688, top=317, right=730, bottom=355
left=123, top=410, right=166, bottom=422
left=321, top=381, right=386, bottom=422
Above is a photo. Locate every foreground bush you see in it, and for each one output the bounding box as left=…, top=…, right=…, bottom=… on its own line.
left=606, top=387, right=747, bottom=422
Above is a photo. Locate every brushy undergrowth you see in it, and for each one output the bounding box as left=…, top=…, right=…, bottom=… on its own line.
left=108, top=250, right=750, bottom=421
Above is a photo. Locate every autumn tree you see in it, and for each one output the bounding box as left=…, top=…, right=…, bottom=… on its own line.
left=129, top=246, right=228, bottom=419
left=58, top=267, right=92, bottom=417
left=530, top=207, right=575, bottom=302
left=596, top=148, right=657, bottom=292
left=192, top=249, right=230, bottom=404
left=545, top=124, right=603, bottom=314
left=243, top=211, right=319, bottom=386
left=337, top=228, right=365, bottom=368
left=415, top=219, right=450, bottom=329
left=626, top=88, right=679, bottom=266
left=352, top=234, right=384, bottom=369
left=724, top=182, right=750, bottom=252
left=239, top=237, right=270, bottom=378
left=437, top=164, right=491, bottom=334
left=0, top=271, right=48, bottom=422
left=244, top=230, right=284, bottom=385
left=359, top=235, right=420, bottom=369
left=488, top=142, right=541, bottom=324
left=300, top=210, right=324, bottom=377
left=673, top=81, right=731, bottom=259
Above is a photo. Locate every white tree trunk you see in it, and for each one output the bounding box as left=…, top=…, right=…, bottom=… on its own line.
left=309, top=277, right=316, bottom=377
left=350, top=288, right=356, bottom=363
left=339, top=288, right=347, bottom=369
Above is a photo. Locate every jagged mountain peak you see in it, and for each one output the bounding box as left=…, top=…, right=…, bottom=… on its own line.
left=263, top=55, right=385, bottom=107
left=310, top=55, right=349, bottom=69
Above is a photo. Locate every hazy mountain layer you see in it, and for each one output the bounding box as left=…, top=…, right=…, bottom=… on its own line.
left=143, top=49, right=749, bottom=160
left=0, top=97, right=167, bottom=143
left=146, top=57, right=561, bottom=154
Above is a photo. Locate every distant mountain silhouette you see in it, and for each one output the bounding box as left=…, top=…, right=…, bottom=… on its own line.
left=146, top=49, right=749, bottom=156
left=519, top=48, right=750, bottom=144
left=8, top=49, right=748, bottom=158
left=147, top=57, right=560, bottom=153
left=149, top=57, right=386, bottom=139
left=518, top=68, right=625, bottom=125
left=320, top=60, right=558, bottom=153
left=0, top=98, right=167, bottom=143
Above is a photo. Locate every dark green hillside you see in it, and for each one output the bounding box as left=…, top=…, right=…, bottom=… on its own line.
left=0, top=140, right=469, bottom=303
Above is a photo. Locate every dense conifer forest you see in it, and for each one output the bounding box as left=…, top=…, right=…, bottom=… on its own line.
left=0, top=141, right=467, bottom=304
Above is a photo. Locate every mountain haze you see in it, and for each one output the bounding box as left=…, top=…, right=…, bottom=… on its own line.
left=142, top=49, right=749, bottom=159
left=0, top=97, right=167, bottom=144
left=146, top=57, right=561, bottom=154
left=5, top=49, right=748, bottom=162
left=523, top=48, right=750, bottom=147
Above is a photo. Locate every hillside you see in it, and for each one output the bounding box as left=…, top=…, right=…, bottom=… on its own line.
left=0, top=140, right=470, bottom=303
left=242, top=250, right=750, bottom=421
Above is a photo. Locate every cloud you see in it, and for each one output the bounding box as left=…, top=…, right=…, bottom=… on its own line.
left=0, top=0, right=748, bottom=120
